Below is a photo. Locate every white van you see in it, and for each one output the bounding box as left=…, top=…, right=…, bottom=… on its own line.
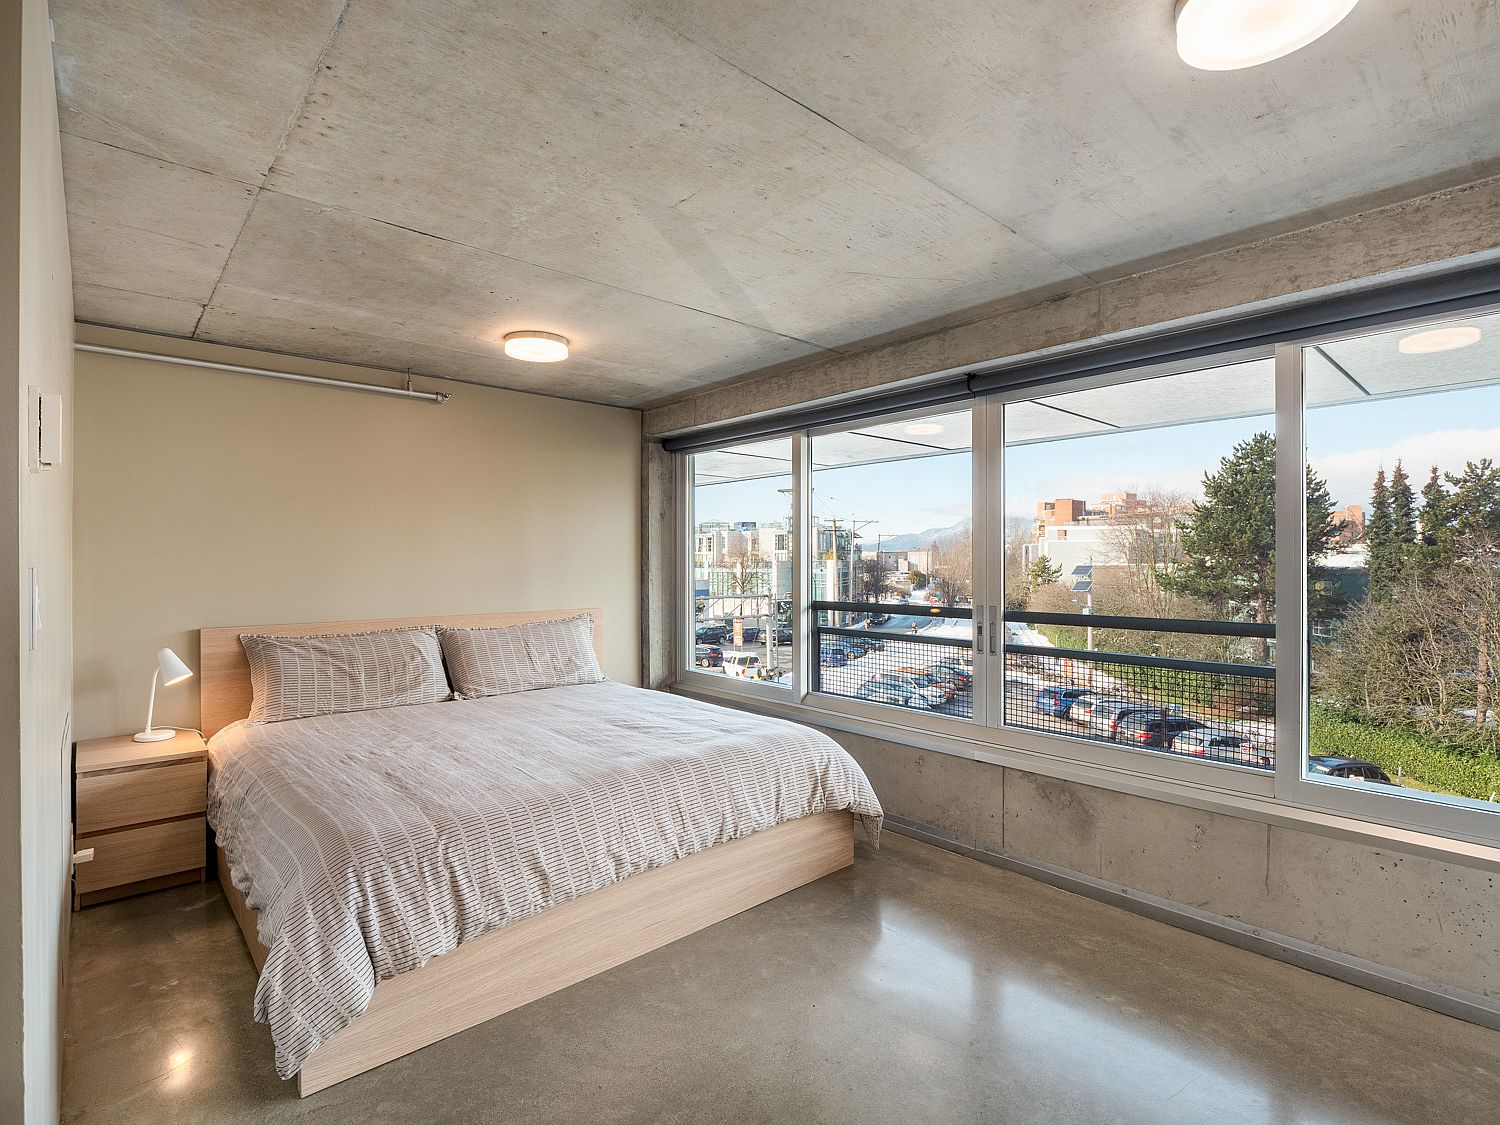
left=722, top=652, right=764, bottom=679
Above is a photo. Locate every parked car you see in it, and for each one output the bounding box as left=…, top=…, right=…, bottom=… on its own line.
left=855, top=674, right=939, bottom=710
left=1171, top=726, right=1269, bottom=766
left=695, top=625, right=727, bottom=645
left=774, top=627, right=792, bottom=645
left=868, top=613, right=891, bottom=626
left=722, top=651, right=765, bottom=679
left=1114, top=712, right=1204, bottom=748
left=693, top=644, right=723, bottom=669
left=1307, top=755, right=1394, bottom=784
left=1035, top=686, right=1094, bottom=719
left=740, top=625, right=763, bottom=644
left=896, top=667, right=957, bottom=701
left=927, top=659, right=973, bottom=690
left=1081, top=698, right=1155, bottom=740
left=819, top=644, right=849, bottom=668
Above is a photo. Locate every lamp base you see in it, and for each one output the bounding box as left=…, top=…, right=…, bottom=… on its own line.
left=133, top=729, right=176, bottom=743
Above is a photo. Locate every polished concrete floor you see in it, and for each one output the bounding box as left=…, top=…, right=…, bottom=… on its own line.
left=63, top=832, right=1500, bottom=1124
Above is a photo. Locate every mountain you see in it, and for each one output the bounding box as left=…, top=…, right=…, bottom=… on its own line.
left=873, top=517, right=971, bottom=552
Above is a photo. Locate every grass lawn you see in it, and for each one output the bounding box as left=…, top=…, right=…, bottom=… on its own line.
left=1309, top=705, right=1500, bottom=803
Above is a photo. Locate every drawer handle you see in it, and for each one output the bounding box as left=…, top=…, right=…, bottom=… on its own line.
left=72, top=848, right=95, bottom=865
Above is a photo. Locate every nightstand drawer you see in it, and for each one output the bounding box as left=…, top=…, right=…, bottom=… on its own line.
left=75, top=817, right=205, bottom=894
left=76, top=759, right=207, bottom=834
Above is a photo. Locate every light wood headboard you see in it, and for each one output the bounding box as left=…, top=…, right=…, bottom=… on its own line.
left=199, top=609, right=605, bottom=738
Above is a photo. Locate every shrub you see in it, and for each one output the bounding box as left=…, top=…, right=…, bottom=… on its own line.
left=1310, top=706, right=1500, bottom=802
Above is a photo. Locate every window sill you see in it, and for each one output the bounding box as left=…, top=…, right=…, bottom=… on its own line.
left=671, top=679, right=1500, bottom=875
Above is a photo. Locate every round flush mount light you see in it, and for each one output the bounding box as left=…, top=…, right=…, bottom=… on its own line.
left=1398, top=325, right=1483, bottom=355
left=904, top=423, right=944, bottom=437
left=502, top=331, right=570, bottom=362
left=1175, top=0, right=1360, bottom=71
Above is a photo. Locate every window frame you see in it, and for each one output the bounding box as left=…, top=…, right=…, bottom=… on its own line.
left=672, top=314, right=1500, bottom=849
left=676, top=436, right=800, bottom=704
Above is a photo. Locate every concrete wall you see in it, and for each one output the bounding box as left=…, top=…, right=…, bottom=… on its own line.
left=1, top=1, right=77, bottom=1121
left=829, top=727, right=1500, bottom=1006
left=643, top=174, right=1500, bottom=438
left=72, top=327, right=641, bottom=741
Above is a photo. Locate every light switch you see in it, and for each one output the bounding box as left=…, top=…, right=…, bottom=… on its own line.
left=30, top=387, right=62, bottom=471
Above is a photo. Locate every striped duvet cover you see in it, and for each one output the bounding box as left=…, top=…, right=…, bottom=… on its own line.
left=207, top=680, right=882, bottom=1078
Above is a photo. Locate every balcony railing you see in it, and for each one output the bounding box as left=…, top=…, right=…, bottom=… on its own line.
left=812, top=600, right=975, bottom=719
left=1004, top=610, right=1275, bottom=770
left=811, top=601, right=1275, bottom=770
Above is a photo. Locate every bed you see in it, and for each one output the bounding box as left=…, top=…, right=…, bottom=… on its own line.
left=202, top=610, right=882, bottom=1097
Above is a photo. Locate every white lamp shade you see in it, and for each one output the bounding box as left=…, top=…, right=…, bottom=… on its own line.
left=157, top=647, right=193, bottom=687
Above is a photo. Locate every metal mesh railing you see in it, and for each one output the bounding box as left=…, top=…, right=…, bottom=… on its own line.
left=1004, top=611, right=1275, bottom=770
left=809, top=602, right=1275, bottom=768
left=811, top=601, right=975, bottom=719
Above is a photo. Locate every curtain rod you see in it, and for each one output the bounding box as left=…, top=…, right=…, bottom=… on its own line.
left=74, top=343, right=452, bottom=404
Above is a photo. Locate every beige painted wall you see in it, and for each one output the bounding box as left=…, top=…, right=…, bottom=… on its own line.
left=2, top=1, right=76, bottom=1122
left=73, top=326, right=641, bottom=742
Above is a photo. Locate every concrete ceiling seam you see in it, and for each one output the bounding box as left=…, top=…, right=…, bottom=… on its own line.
left=194, top=0, right=357, bottom=336
left=653, top=16, right=1098, bottom=288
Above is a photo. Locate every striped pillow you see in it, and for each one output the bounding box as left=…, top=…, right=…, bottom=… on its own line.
left=438, top=614, right=604, bottom=699
left=240, top=627, right=452, bottom=723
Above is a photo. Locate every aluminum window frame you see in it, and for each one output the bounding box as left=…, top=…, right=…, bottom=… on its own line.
left=677, top=437, right=800, bottom=703
left=671, top=317, right=1500, bottom=847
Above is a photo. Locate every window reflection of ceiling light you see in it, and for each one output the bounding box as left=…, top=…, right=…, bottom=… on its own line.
left=503, top=331, right=570, bottom=362
left=904, top=423, right=944, bottom=436
left=1397, top=325, right=1483, bottom=355
left=1175, top=0, right=1360, bottom=71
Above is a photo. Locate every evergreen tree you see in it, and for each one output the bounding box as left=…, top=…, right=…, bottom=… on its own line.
left=1365, top=468, right=1396, bottom=598
left=1389, top=461, right=1417, bottom=553
left=1417, top=465, right=1451, bottom=573
left=1026, top=555, right=1062, bottom=590
left=1164, top=432, right=1336, bottom=660
left=1444, top=459, right=1500, bottom=546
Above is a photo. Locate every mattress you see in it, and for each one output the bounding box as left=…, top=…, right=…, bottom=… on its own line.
left=207, top=680, right=883, bottom=1078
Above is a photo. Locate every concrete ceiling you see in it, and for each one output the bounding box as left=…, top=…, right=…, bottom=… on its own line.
left=52, top=0, right=1500, bottom=408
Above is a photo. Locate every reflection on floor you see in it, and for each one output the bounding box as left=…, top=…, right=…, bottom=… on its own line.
left=63, top=832, right=1500, bottom=1124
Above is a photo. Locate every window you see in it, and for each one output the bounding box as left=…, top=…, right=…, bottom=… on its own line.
left=672, top=300, right=1500, bottom=843
left=1001, top=359, right=1278, bottom=771
left=807, top=409, right=973, bottom=720
left=685, top=436, right=794, bottom=691
left=1300, top=308, right=1500, bottom=819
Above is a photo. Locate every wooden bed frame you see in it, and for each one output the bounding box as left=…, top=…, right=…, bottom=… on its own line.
left=200, top=610, right=857, bottom=1097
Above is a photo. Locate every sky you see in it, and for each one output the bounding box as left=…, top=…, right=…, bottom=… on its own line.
left=693, top=381, right=1500, bottom=543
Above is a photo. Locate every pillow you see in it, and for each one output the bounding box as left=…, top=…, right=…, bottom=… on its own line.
left=240, top=627, right=452, bottom=723
left=438, top=614, right=604, bottom=699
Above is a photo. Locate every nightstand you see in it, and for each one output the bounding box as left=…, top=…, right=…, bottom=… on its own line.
left=73, top=732, right=208, bottom=909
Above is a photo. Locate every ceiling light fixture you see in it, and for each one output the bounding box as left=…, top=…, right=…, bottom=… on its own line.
left=1175, top=0, right=1360, bottom=71
left=904, top=423, right=944, bottom=436
left=1397, top=325, right=1483, bottom=355
left=503, top=331, right=570, bottom=362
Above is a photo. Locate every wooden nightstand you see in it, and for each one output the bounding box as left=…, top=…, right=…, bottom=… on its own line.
left=73, top=732, right=208, bottom=909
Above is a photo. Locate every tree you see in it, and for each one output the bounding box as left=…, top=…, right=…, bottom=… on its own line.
left=928, top=525, right=973, bottom=602
left=1417, top=465, right=1451, bottom=575
left=1026, top=555, right=1061, bottom=590
left=1100, top=487, right=1191, bottom=616
left=1367, top=462, right=1418, bottom=598
left=855, top=554, right=895, bottom=602
left=1365, top=468, right=1395, bottom=596
left=1163, top=432, right=1336, bottom=660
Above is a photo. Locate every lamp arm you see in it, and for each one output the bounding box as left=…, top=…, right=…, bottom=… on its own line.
left=143, top=668, right=160, bottom=735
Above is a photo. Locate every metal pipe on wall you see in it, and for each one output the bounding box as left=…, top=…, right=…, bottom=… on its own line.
left=73, top=343, right=452, bottom=404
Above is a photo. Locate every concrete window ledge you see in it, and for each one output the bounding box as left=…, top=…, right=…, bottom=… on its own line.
left=673, top=682, right=1500, bottom=875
